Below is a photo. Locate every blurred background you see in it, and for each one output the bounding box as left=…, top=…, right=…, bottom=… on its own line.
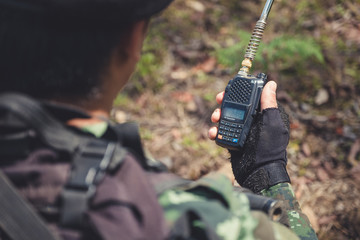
left=112, top=0, right=360, bottom=239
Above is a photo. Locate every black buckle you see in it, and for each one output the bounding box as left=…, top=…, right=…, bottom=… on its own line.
left=60, top=140, right=116, bottom=229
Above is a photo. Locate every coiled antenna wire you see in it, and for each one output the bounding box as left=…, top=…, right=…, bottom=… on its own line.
left=240, top=0, right=274, bottom=73
left=244, top=20, right=266, bottom=61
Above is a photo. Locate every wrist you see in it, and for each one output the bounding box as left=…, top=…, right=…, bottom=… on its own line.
left=240, top=162, right=290, bottom=193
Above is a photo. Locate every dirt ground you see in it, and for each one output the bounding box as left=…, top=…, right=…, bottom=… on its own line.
left=112, top=0, right=360, bottom=239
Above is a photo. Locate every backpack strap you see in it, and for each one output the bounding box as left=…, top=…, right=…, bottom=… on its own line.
left=0, top=93, right=128, bottom=231
left=0, top=93, right=82, bottom=154
left=60, top=139, right=126, bottom=229
left=0, top=170, right=60, bottom=240
left=109, top=122, right=168, bottom=172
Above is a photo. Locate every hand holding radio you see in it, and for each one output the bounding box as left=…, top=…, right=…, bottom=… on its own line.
left=209, top=81, right=291, bottom=193
left=209, top=81, right=278, bottom=140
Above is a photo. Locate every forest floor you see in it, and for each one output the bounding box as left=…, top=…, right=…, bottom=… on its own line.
left=112, top=0, right=360, bottom=239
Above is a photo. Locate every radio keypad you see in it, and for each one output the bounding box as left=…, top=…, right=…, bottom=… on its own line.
left=218, top=120, right=242, bottom=143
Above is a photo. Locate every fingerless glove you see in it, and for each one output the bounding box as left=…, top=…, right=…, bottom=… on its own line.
left=230, top=106, right=290, bottom=193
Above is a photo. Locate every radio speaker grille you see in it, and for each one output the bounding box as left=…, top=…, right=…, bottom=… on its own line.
left=228, top=79, right=252, bottom=103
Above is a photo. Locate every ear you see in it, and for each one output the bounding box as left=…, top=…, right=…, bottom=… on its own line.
left=124, top=20, right=148, bottom=62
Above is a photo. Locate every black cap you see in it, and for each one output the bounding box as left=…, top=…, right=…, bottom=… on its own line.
left=0, top=0, right=174, bottom=22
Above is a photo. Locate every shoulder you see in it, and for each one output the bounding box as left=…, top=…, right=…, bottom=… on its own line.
left=88, top=150, right=168, bottom=239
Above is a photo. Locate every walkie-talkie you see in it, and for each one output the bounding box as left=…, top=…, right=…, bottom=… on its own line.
left=215, top=0, right=274, bottom=150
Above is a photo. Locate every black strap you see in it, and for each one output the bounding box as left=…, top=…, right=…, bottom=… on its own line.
left=111, top=122, right=145, bottom=161
left=0, top=93, right=83, bottom=154
left=60, top=140, right=123, bottom=229
left=0, top=170, right=60, bottom=240
left=242, top=162, right=290, bottom=193
left=111, top=122, right=167, bottom=172
left=0, top=130, right=32, bottom=157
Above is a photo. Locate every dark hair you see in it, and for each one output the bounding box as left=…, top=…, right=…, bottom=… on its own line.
left=0, top=8, right=132, bottom=98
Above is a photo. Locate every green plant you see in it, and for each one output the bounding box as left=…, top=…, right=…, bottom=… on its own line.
left=265, top=35, right=324, bottom=69
left=215, top=31, right=251, bottom=72
left=129, top=20, right=168, bottom=93
left=113, top=93, right=130, bottom=107
left=215, top=30, right=325, bottom=73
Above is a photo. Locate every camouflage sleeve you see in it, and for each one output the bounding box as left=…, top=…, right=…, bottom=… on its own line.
left=260, top=183, right=318, bottom=240
left=158, top=173, right=300, bottom=240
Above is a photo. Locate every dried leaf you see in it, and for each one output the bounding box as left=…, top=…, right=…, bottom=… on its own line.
left=318, top=215, right=337, bottom=225
left=192, top=57, right=217, bottom=73
left=301, top=143, right=312, bottom=157
left=185, top=0, right=205, bottom=12
left=171, top=92, right=194, bottom=103
left=315, top=88, right=329, bottom=105
left=317, top=167, right=330, bottom=181
left=348, top=139, right=360, bottom=167
left=171, top=70, right=188, bottom=80
left=302, top=206, right=320, bottom=232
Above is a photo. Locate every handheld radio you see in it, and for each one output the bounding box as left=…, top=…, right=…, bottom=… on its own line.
left=215, top=0, right=274, bottom=150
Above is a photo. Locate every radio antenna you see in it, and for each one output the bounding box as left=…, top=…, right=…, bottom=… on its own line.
left=239, top=0, right=274, bottom=74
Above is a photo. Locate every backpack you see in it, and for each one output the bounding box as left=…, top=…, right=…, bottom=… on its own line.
left=0, top=93, right=171, bottom=240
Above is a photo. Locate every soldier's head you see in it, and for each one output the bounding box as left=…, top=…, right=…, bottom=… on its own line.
left=0, top=0, right=173, bottom=102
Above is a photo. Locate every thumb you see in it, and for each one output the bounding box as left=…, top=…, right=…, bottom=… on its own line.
left=260, top=81, right=278, bottom=111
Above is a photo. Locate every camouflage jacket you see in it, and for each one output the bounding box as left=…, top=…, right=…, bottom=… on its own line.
left=158, top=173, right=318, bottom=240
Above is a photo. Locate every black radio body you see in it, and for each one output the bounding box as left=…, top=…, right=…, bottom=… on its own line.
left=215, top=73, right=267, bottom=150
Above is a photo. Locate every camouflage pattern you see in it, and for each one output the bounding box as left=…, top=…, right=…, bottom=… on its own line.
left=158, top=174, right=307, bottom=240
left=261, top=183, right=318, bottom=240
left=159, top=173, right=257, bottom=240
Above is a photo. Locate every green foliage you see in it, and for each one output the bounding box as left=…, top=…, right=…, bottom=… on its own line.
left=203, top=92, right=215, bottom=102
left=265, top=35, right=324, bottom=71
left=215, top=30, right=325, bottom=74
left=113, top=93, right=130, bottom=107
left=215, top=31, right=251, bottom=71
left=137, top=52, right=157, bottom=77
left=130, top=20, right=168, bottom=93
left=131, top=50, right=163, bottom=93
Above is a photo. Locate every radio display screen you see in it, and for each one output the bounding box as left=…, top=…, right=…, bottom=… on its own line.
left=223, top=107, right=245, bottom=121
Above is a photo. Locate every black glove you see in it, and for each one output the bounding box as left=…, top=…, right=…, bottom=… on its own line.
left=230, top=105, right=290, bottom=193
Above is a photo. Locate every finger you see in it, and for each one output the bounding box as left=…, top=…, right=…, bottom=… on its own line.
left=216, top=91, right=225, bottom=105
left=261, top=81, right=278, bottom=111
left=208, top=126, right=218, bottom=140
left=211, top=108, right=221, bottom=123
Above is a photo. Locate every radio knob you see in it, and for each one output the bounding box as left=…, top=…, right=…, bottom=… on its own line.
left=257, top=73, right=266, bottom=79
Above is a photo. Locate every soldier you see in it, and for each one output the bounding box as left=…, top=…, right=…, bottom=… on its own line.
left=0, top=0, right=317, bottom=239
